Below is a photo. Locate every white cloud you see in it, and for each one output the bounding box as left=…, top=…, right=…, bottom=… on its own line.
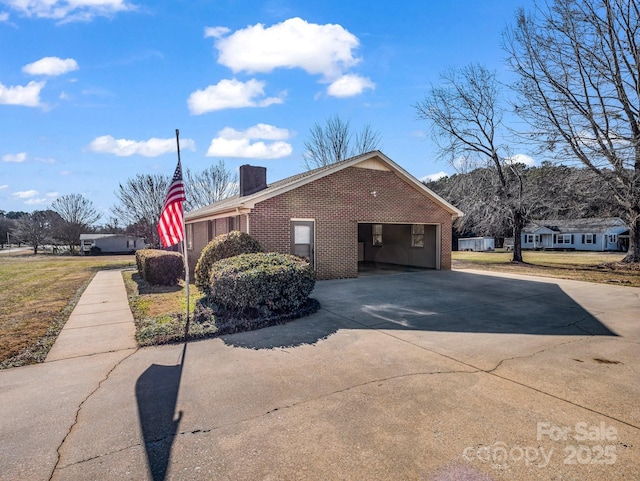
left=506, top=153, right=537, bottom=167
left=188, top=78, right=284, bottom=115
left=326, top=74, right=374, bottom=98
left=420, top=172, right=448, bottom=182
left=207, top=139, right=292, bottom=159
left=206, top=123, right=293, bottom=159
left=214, top=17, right=360, bottom=79
left=2, top=152, right=27, bottom=163
left=89, top=135, right=196, bottom=157
left=218, top=123, right=291, bottom=141
left=25, top=193, right=56, bottom=205
left=13, top=189, right=38, bottom=199
left=3, top=0, right=135, bottom=22
left=204, top=26, right=230, bottom=39
left=0, top=80, right=45, bottom=107
left=23, top=57, right=78, bottom=76
left=0, top=12, right=9, bottom=22
left=0, top=184, right=8, bottom=190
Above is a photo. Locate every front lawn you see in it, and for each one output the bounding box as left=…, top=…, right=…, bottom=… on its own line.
left=122, top=270, right=217, bottom=346
left=452, top=250, right=640, bottom=287
left=0, top=253, right=136, bottom=368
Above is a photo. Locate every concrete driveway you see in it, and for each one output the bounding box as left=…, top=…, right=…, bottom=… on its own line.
left=1, top=268, right=639, bottom=480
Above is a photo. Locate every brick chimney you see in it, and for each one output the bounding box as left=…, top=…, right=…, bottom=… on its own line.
left=239, top=165, right=267, bottom=196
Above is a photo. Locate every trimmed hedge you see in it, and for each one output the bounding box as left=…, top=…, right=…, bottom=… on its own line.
left=209, top=252, right=315, bottom=317
left=194, top=231, right=262, bottom=293
left=135, top=249, right=184, bottom=286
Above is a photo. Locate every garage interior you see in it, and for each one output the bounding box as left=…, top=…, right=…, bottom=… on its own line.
left=357, top=223, right=438, bottom=275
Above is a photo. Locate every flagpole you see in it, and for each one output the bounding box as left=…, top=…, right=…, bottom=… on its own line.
left=176, top=128, right=191, bottom=338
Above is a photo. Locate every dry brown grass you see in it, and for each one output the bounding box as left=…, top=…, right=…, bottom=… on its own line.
left=453, top=250, right=640, bottom=287
left=0, top=253, right=135, bottom=367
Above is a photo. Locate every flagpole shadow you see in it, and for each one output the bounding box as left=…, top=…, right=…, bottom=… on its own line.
left=136, top=343, right=187, bottom=481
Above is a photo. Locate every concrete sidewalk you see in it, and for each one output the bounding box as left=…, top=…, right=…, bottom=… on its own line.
left=46, top=270, right=137, bottom=361
left=1, top=269, right=639, bottom=481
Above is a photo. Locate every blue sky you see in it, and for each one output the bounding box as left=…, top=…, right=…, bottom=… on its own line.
left=0, top=0, right=536, bottom=220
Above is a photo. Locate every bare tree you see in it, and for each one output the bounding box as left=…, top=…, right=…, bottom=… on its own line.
left=112, top=174, right=170, bottom=246
left=504, top=0, right=640, bottom=262
left=415, top=64, right=531, bottom=262
left=303, top=115, right=381, bottom=169
left=12, top=210, right=57, bottom=254
left=185, top=160, right=238, bottom=211
left=50, top=194, right=101, bottom=253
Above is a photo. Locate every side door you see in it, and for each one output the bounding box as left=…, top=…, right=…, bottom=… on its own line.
left=291, top=220, right=314, bottom=268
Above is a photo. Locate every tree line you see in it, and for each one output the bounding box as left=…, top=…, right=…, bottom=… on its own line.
left=423, top=162, right=622, bottom=241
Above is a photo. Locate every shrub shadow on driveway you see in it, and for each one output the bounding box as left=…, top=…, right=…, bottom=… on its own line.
left=221, top=270, right=617, bottom=350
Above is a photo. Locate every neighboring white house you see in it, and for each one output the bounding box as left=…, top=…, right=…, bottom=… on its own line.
left=521, top=218, right=630, bottom=252
left=79, top=233, right=145, bottom=255
left=458, top=237, right=495, bottom=252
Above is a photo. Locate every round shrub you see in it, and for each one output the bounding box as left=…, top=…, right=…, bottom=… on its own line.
left=195, top=231, right=263, bottom=293
left=135, top=249, right=184, bottom=286
left=209, top=252, right=315, bottom=317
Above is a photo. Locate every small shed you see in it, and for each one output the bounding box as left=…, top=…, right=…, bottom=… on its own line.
left=80, top=233, right=145, bottom=255
left=458, top=237, right=495, bottom=252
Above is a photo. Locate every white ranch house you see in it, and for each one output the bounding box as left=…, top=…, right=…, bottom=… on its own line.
left=521, top=218, right=630, bottom=252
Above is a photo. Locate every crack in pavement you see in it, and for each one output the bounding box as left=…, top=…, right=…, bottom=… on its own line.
left=54, top=367, right=479, bottom=471
left=327, top=307, right=640, bottom=432
left=486, top=336, right=590, bottom=373
left=48, top=348, right=139, bottom=481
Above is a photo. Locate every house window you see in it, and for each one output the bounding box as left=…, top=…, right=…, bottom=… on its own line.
left=411, top=224, right=425, bottom=247
left=556, top=234, right=573, bottom=244
left=526, top=234, right=534, bottom=243
left=372, top=224, right=383, bottom=246
left=186, top=224, right=193, bottom=250
left=608, top=234, right=617, bottom=243
left=582, top=234, right=596, bottom=244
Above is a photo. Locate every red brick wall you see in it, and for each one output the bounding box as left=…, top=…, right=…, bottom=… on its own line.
left=248, top=167, right=454, bottom=279
left=187, top=214, right=248, bottom=273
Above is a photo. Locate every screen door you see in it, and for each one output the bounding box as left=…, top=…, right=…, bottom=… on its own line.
left=291, top=220, right=314, bottom=268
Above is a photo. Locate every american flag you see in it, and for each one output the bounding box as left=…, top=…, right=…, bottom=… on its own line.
left=157, top=159, right=187, bottom=248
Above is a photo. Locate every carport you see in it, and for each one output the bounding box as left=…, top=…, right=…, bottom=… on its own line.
left=357, top=222, right=440, bottom=273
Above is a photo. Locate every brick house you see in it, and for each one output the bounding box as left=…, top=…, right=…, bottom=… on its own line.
left=184, top=151, right=463, bottom=280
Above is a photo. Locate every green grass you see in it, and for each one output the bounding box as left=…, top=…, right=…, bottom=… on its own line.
left=0, top=253, right=136, bottom=368
left=452, top=250, right=640, bottom=287
left=122, top=270, right=217, bottom=346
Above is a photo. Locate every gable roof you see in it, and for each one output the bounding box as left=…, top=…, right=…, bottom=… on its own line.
left=185, top=151, right=463, bottom=222
left=523, top=217, right=628, bottom=234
